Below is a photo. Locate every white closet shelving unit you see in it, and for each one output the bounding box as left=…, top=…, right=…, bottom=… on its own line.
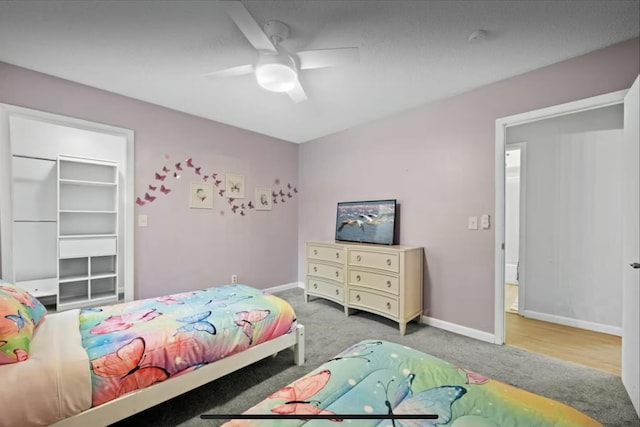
left=57, top=155, right=119, bottom=310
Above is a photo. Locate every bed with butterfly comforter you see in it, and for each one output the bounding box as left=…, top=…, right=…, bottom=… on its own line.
left=222, top=339, right=602, bottom=427
left=1, top=284, right=303, bottom=427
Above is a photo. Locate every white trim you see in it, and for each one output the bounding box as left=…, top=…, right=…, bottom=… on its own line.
left=421, top=315, right=495, bottom=344
left=494, top=90, right=627, bottom=345
left=265, top=281, right=304, bottom=294
left=506, top=142, right=527, bottom=313
left=522, top=310, right=622, bottom=337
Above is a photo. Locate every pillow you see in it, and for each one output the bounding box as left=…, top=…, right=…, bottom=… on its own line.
left=0, top=283, right=47, bottom=365
left=0, top=282, right=47, bottom=327
left=0, top=293, right=36, bottom=364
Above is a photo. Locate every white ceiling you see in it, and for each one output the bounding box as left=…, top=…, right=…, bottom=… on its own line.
left=0, top=0, right=638, bottom=143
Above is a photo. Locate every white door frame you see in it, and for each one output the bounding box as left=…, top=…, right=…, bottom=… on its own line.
left=493, top=89, right=627, bottom=345
left=0, top=104, right=135, bottom=302
left=505, top=142, right=527, bottom=312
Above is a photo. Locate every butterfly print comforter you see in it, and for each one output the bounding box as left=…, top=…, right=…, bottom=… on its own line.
left=79, top=284, right=297, bottom=407
left=224, top=340, right=602, bottom=426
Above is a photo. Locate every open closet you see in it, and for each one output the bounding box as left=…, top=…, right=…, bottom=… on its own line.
left=0, top=104, right=134, bottom=310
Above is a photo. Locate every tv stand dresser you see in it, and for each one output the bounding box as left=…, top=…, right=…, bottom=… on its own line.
left=305, top=241, right=424, bottom=335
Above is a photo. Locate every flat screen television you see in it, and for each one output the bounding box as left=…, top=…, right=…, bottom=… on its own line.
left=335, top=199, right=397, bottom=245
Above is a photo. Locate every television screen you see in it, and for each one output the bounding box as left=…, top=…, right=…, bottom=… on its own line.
left=335, top=199, right=396, bottom=245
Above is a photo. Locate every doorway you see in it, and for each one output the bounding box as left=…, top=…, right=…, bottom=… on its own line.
left=504, top=144, right=524, bottom=316
left=494, top=90, right=628, bottom=363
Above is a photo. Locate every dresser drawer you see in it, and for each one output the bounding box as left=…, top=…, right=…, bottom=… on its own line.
left=349, top=250, right=399, bottom=273
left=349, top=289, right=398, bottom=317
left=348, top=269, right=399, bottom=295
left=307, top=244, right=344, bottom=264
left=307, top=278, right=343, bottom=302
left=308, top=261, right=343, bottom=282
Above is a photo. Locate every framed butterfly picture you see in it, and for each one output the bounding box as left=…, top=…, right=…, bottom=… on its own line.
left=189, top=182, right=213, bottom=209
left=225, top=172, right=245, bottom=199
left=255, top=187, right=272, bottom=211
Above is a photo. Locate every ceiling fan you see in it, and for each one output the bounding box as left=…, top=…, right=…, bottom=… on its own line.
left=204, top=1, right=359, bottom=103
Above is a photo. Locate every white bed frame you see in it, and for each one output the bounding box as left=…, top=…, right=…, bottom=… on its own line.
left=52, top=324, right=305, bottom=426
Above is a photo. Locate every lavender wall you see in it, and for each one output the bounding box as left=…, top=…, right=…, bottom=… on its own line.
left=298, top=37, right=640, bottom=334
left=0, top=62, right=299, bottom=299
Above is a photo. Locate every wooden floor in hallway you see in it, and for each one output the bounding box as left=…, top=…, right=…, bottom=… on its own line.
left=505, top=312, right=622, bottom=376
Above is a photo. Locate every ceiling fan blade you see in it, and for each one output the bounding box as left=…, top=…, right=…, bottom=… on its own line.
left=202, top=64, right=254, bottom=79
left=286, top=80, right=307, bottom=103
left=297, top=47, right=359, bottom=70
left=223, top=1, right=277, bottom=53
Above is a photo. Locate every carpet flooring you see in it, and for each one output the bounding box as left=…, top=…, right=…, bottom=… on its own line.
left=110, top=287, right=639, bottom=427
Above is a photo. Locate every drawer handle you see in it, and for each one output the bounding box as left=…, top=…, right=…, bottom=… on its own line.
left=356, top=275, right=361, bottom=282
left=356, top=255, right=361, bottom=262
left=356, top=294, right=360, bottom=301
left=386, top=259, right=391, bottom=266
left=313, top=283, right=318, bottom=289
left=335, top=271, right=340, bottom=277
left=386, top=280, right=391, bottom=287
left=386, top=302, right=391, bottom=310
left=314, top=249, right=318, bottom=255
left=336, top=252, right=340, bottom=259
left=313, top=266, right=317, bottom=272
left=335, top=289, right=339, bottom=296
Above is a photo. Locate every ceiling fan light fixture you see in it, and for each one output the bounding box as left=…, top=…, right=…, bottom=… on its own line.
left=255, top=52, right=297, bottom=92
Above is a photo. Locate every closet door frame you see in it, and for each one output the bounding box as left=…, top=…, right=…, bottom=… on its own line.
left=0, top=104, right=135, bottom=303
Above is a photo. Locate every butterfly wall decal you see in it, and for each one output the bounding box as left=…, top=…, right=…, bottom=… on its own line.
left=155, top=172, right=166, bottom=181
left=160, top=185, right=171, bottom=194
left=214, top=180, right=222, bottom=187
left=162, top=166, right=170, bottom=173
left=186, top=158, right=194, bottom=168
left=135, top=197, right=145, bottom=206
left=148, top=184, right=157, bottom=191
left=144, top=193, right=156, bottom=202
left=234, top=309, right=270, bottom=344
left=175, top=162, right=182, bottom=170
left=218, top=189, right=225, bottom=197
left=175, top=311, right=216, bottom=335
left=195, top=167, right=201, bottom=175
left=90, top=309, right=161, bottom=334
left=268, top=369, right=339, bottom=420
left=91, top=337, right=170, bottom=403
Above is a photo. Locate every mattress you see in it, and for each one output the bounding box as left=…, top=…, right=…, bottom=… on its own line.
left=224, top=339, right=602, bottom=426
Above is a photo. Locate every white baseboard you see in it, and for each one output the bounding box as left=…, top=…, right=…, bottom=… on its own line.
left=265, top=282, right=304, bottom=294
left=521, top=310, right=622, bottom=337
left=421, top=315, right=496, bottom=344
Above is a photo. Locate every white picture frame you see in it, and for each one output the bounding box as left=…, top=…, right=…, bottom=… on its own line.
left=225, top=172, right=245, bottom=199
left=189, top=182, right=213, bottom=209
left=255, top=187, right=272, bottom=211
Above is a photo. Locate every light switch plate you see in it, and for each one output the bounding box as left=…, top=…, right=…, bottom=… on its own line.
left=138, top=214, right=148, bottom=227
left=481, top=214, right=490, bottom=229
left=467, top=216, right=478, bottom=230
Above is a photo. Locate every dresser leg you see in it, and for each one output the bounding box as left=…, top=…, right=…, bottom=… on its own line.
left=399, top=323, right=407, bottom=336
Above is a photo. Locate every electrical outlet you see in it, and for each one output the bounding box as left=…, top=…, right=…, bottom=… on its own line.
left=231, top=274, right=238, bottom=284
left=481, top=214, right=491, bottom=229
